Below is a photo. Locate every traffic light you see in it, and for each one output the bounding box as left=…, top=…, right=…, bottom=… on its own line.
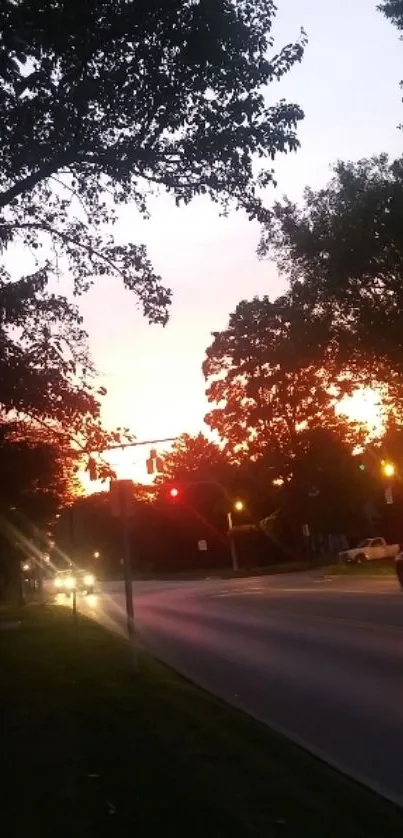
left=158, top=484, right=184, bottom=503
left=146, top=450, right=164, bottom=475
left=87, top=457, right=98, bottom=481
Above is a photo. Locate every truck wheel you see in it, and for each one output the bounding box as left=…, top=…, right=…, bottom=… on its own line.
left=355, top=553, right=366, bottom=564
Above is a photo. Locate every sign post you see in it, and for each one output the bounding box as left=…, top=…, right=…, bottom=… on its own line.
left=227, top=511, right=239, bottom=572
left=302, top=523, right=311, bottom=563
left=110, top=480, right=136, bottom=663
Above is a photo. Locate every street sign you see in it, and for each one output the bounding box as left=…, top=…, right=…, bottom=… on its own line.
left=109, top=479, right=135, bottom=518
left=198, top=539, right=208, bottom=552
left=385, top=486, right=394, bottom=505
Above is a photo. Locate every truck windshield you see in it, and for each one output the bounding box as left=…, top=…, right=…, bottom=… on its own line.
left=358, top=538, right=372, bottom=548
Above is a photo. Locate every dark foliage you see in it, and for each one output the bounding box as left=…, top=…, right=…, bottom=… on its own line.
left=1, top=0, right=305, bottom=323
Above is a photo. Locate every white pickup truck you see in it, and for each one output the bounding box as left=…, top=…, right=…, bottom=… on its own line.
left=339, top=537, right=399, bottom=564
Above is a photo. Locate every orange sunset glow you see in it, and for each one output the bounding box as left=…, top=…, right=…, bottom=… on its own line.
left=79, top=441, right=168, bottom=494
left=78, top=388, right=385, bottom=495
left=337, top=388, right=383, bottom=434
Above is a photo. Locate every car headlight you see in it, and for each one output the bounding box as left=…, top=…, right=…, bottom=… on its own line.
left=65, top=576, right=76, bottom=589
left=84, top=574, right=95, bottom=586
left=54, top=577, right=62, bottom=588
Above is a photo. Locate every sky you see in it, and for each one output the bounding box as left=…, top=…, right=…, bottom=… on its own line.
left=78, top=0, right=403, bottom=483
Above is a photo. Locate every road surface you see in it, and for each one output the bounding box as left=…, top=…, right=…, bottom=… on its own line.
left=63, top=572, right=403, bottom=805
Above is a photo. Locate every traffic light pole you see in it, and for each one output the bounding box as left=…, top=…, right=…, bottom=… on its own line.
left=122, top=513, right=135, bottom=661
left=110, top=480, right=137, bottom=666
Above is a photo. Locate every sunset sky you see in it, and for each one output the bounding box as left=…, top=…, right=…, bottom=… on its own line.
left=78, top=0, right=403, bottom=483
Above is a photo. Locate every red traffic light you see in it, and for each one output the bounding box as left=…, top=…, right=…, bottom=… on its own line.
left=169, top=487, right=180, bottom=499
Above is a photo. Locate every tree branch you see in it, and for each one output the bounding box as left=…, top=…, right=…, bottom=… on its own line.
left=0, top=152, right=73, bottom=210
left=0, top=220, right=122, bottom=278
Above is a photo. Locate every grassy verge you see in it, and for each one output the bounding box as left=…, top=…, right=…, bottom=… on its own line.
left=324, top=559, right=396, bottom=578
left=1, top=606, right=402, bottom=837
left=129, top=559, right=318, bottom=582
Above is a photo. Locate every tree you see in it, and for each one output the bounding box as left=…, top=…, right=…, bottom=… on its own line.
left=203, top=295, right=364, bottom=477
left=1, top=0, right=305, bottom=323
left=283, top=427, right=374, bottom=536
left=0, top=420, right=74, bottom=520
left=0, top=419, right=76, bottom=599
left=369, top=417, right=403, bottom=475
left=379, top=1, right=403, bottom=30
left=157, top=433, right=228, bottom=484
left=0, top=265, right=138, bottom=485
left=260, top=155, right=403, bottom=418
left=0, top=271, right=98, bottom=423
left=0, top=0, right=307, bottom=528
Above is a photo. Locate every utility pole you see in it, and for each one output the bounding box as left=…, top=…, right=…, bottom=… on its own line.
left=227, top=510, right=239, bottom=572
left=110, top=480, right=136, bottom=664
left=227, top=501, right=244, bottom=572
left=122, top=512, right=135, bottom=648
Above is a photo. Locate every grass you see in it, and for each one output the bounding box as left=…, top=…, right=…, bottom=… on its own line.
left=130, top=559, right=318, bottom=582
left=324, top=559, right=397, bottom=577
left=1, top=606, right=403, bottom=837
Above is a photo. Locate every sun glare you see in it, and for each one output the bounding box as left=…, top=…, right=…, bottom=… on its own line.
left=78, top=444, right=159, bottom=495
left=337, top=388, right=383, bottom=434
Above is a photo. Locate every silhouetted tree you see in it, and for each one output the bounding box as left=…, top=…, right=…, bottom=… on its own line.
left=203, top=295, right=364, bottom=477
left=260, top=155, right=403, bottom=419
left=379, top=0, right=403, bottom=31
left=284, top=427, right=374, bottom=535
left=0, top=420, right=76, bottom=598
left=1, top=0, right=305, bottom=323
left=157, top=433, right=228, bottom=484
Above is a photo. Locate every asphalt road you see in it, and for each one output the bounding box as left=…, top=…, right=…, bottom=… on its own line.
left=65, top=572, right=403, bottom=805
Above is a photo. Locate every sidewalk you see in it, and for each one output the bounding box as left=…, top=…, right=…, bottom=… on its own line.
left=1, top=605, right=403, bottom=837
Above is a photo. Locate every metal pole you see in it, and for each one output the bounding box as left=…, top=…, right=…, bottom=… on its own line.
left=70, top=506, right=75, bottom=563
left=227, top=511, right=239, bottom=572
left=37, top=559, right=44, bottom=604
left=122, top=515, right=136, bottom=664
left=72, top=587, right=77, bottom=623
left=18, top=560, right=25, bottom=607
left=30, top=525, right=44, bottom=604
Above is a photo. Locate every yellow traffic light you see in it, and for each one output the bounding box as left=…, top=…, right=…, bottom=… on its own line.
left=382, top=462, right=395, bottom=478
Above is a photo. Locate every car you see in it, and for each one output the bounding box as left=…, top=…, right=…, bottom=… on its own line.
left=338, top=537, right=399, bottom=564
left=54, top=569, right=96, bottom=595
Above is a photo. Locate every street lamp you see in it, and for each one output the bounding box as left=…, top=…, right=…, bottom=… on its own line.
left=93, top=551, right=100, bottom=559
left=227, top=501, right=244, bottom=572
left=382, top=461, right=395, bottom=478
